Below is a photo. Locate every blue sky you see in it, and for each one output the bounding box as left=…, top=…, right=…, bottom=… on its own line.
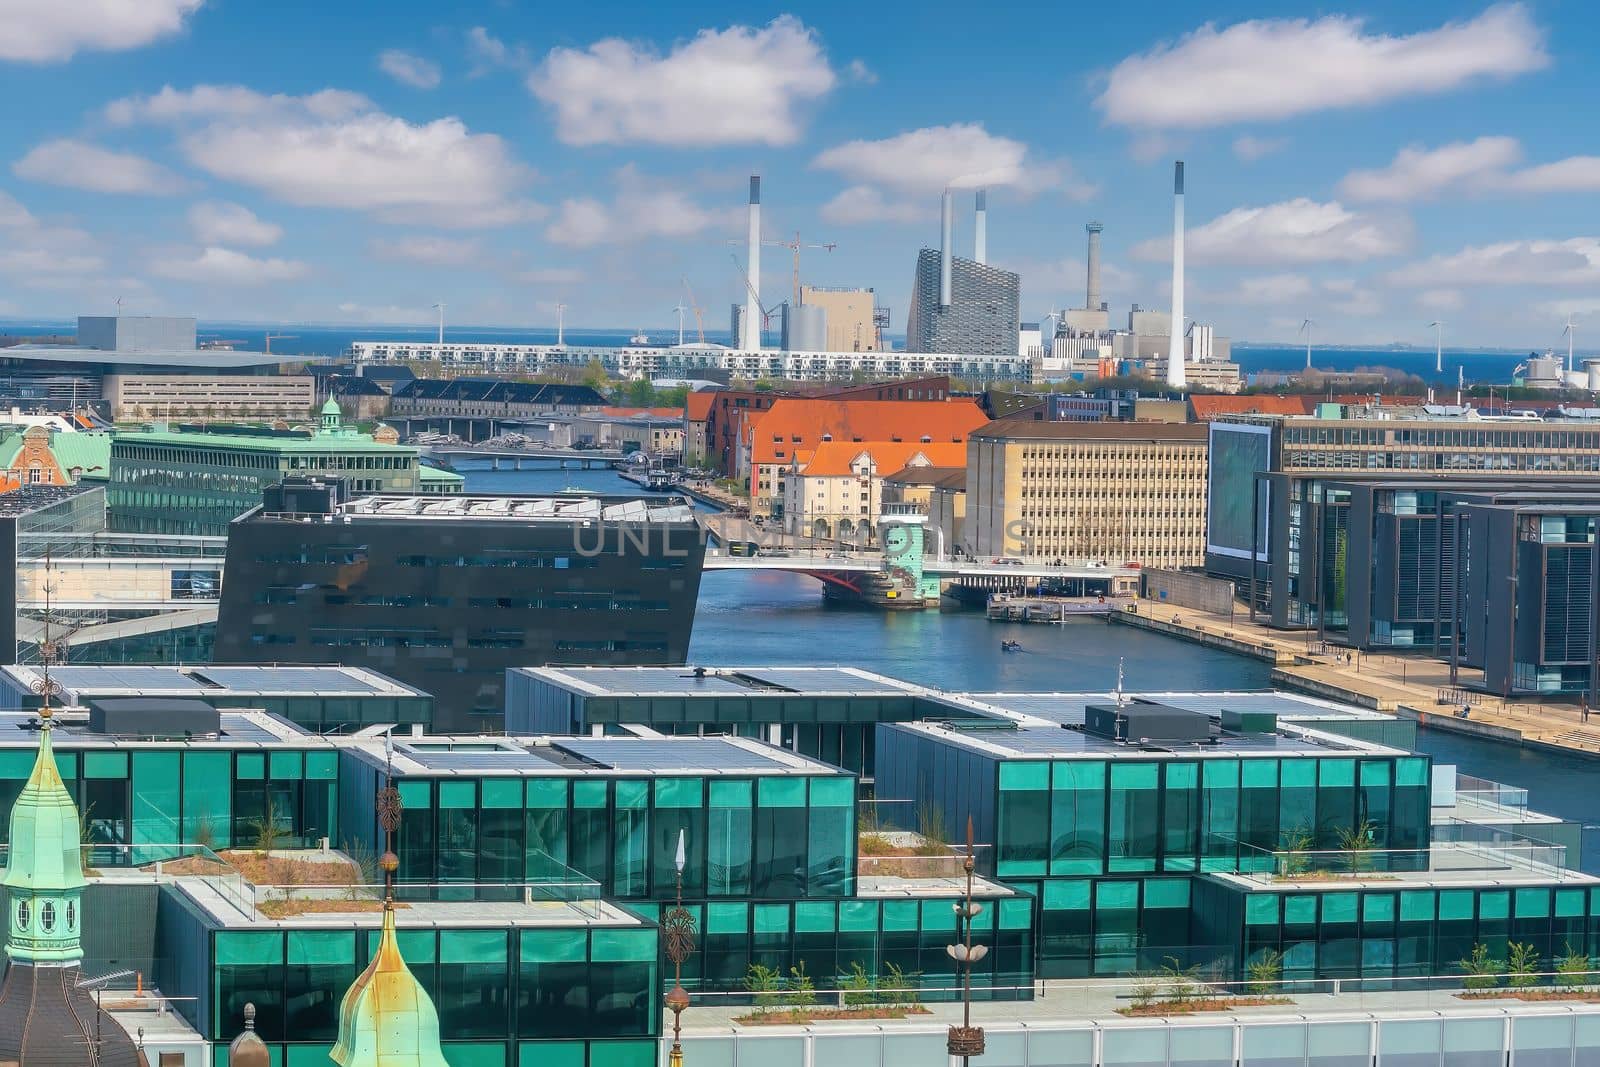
left=1, top=1, right=1597, bottom=347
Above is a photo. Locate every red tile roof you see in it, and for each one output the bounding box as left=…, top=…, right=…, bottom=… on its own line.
left=749, top=398, right=988, bottom=468
left=794, top=440, right=968, bottom=477
left=684, top=392, right=716, bottom=422
left=1188, top=395, right=1315, bottom=419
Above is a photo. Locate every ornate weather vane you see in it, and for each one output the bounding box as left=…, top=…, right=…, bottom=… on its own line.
left=661, top=829, right=696, bottom=1067
left=30, top=549, right=65, bottom=723
left=376, top=779, right=403, bottom=902
left=946, top=816, right=987, bottom=1064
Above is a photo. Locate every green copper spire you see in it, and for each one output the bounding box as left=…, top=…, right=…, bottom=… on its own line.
left=320, top=397, right=343, bottom=434
left=4, top=709, right=88, bottom=965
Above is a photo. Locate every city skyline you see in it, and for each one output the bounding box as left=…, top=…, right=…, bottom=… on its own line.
left=2, top=2, right=1597, bottom=347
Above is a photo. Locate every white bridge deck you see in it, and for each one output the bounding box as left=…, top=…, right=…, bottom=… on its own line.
left=704, top=551, right=1138, bottom=581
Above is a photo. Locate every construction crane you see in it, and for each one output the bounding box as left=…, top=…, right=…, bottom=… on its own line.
left=766, top=231, right=836, bottom=305
left=680, top=278, right=707, bottom=344
left=264, top=333, right=298, bottom=355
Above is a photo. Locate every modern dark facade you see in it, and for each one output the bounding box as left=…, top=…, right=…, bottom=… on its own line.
left=214, top=492, right=706, bottom=730
left=1246, top=472, right=1600, bottom=697
left=904, top=248, right=1021, bottom=358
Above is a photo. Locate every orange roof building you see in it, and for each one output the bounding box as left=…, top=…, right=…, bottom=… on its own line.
left=779, top=440, right=969, bottom=544
left=1188, top=395, right=1315, bottom=420
left=744, top=397, right=988, bottom=516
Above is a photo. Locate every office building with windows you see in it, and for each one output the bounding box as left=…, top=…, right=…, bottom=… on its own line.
left=214, top=493, right=707, bottom=731
left=108, top=401, right=462, bottom=535
left=0, top=671, right=1595, bottom=1066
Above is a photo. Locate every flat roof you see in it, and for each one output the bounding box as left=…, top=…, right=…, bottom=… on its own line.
left=112, top=428, right=416, bottom=453
left=0, top=344, right=295, bottom=369
left=0, top=708, right=319, bottom=748
left=348, top=733, right=849, bottom=778
left=886, top=719, right=1400, bottom=760
left=1, top=664, right=426, bottom=701
left=521, top=665, right=929, bottom=698
left=244, top=493, right=696, bottom=525
left=947, top=690, right=1398, bottom=729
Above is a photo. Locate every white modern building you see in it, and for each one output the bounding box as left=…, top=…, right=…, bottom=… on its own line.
left=349, top=340, right=1034, bottom=384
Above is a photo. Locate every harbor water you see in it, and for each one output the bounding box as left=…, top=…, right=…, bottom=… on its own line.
left=467, top=465, right=1600, bottom=872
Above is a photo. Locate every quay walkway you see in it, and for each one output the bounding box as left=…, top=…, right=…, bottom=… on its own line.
left=1115, top=599, right=1600, bottom=759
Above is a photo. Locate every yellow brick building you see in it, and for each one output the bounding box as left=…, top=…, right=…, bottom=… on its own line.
left=966, top=421, right=1209, bottom=567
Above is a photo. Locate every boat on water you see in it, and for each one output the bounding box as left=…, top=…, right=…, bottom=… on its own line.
left=630, top=329, right=650, bottom=344
left=1001, top=639, right=1023, bottom=653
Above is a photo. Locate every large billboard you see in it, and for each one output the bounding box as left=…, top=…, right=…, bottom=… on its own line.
left=1206, top=422, right=1272, bottom=560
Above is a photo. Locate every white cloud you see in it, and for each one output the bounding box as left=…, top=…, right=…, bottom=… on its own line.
left=151, top=246, right=308, bottom=284
left=1534, top=298, right=1600, bottom=320
left=818, top=186, right=929, bottom=226
left=1134, top=198, right=1411, bottom=265
left=335, top=301, right=435, bottom=324
left=467, top=26, right=527, bottom=74
left=13, top=139, right=190, bottom=195
left=1496, top=157, right=1600, bottom=193
left=813, top=123, right=1069, bottom=197
left=379, top=49, right=441, bottom=89
left=519, top=267, right=584, bottom=285
left=0, top=0, right=203, bottom=62
left=1097, top=5, right=1547, bottom=128
left=845, top=59, right=877, bottom=85
left=1389, top=238, right=1600, bottom=287
left=371, top=235, right=485, bottom=266
left=545, top=165, right=735, bottom=248
left=108, top=84, right=540, bottom=227
left=1340, top=136, right=1521, bottom=201
left=1128, top=132, right=1187, bottom=164
left=1230, top=273, right=1314, bottom=303
left=529, top=16, right=835, bottom=147
left=1418, top=288, right=1465, bottom=312
left=0, top=190, right=104, bottom=277
left=187, top=201, right=281, bottom=246
left=1232, top=135, right=1287, bottom=162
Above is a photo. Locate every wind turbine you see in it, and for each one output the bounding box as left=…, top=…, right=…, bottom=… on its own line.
left=1563, top=315, right=1578, bottom=377
left=556, top=303, right=567, bottom=347
left=1300, top=319, right=1315, bottom=370
left=431, top=303, right=446, bottom=345
left=673, top=304, right=688, bottom=346
left=1428, top=320, right=1445, bottom=375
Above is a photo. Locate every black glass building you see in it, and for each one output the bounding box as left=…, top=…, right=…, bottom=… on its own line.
left=214, top=492, right=706, bottom=731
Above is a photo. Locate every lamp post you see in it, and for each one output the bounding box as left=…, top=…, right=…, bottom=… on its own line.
left=662, top=829, right=696, bottom=1067
left=945, top=816, right=987, bottom=1065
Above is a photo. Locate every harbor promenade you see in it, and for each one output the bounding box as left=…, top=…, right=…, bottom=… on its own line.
left=1116, top=598, right=1600, bottom=758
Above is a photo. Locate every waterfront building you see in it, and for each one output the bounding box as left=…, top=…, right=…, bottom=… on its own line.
left=904, top=248, right=1021, bottom=359
left=101, top=373, right=314, bottom=421
left=107, top=400, right=462, bottom=535
left=744, top=396, right=988, bottom=517
left=387, top=378, right=607, bottom=423
left=315, top=374, right=391, bottom=421
left=0, top=314, right=303, bottom=411
left=778, top=440, right=967, bottom=544
left=214, top=492, right=707, bottom=731
left=351, top=339, right=1034, bottom=385
left=965, top=420, right=1209, bottom=566
left=0, top=670, right=1596, bottom=1065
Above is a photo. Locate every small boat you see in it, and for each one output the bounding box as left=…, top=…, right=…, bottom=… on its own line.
left=630, top=329, right=650, bottom=344
left=1001, top=639, right=1023, bottom=653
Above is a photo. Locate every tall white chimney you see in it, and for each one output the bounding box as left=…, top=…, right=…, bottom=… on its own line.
left=974, top=189, right=987, bottom=265
left=1167, top=162, right=1187, bottom=389
left=744, top=175, right=762, bottom=351
left=940, top=189, right=953, bottom=307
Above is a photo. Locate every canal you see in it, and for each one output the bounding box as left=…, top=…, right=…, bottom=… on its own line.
left=465, top=465, right=1600, bottom=871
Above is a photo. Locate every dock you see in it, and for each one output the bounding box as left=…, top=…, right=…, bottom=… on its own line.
left=1115, top=597, right=1600, bottom=759
left=987, top=595, right=1130, bottom=622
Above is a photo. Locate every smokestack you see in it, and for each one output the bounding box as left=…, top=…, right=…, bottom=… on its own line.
left=1085, top=221, right=1103, bottom=312
left=974, top=189, right=988, bottom=265
left=744, top=175, right=761, bottom=351
left=1167, top=162, right=1187, bottom=389
left=940, top=189, right=953, bottom=307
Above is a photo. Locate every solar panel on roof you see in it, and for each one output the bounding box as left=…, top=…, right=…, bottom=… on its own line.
left=217, top=715, right=285, bottom=743
left=47, top=667, right=210, bottom=692
left=555, top=738, right=788, bottom=772
left=191, top=667, right=388, bottom=694
left=404, top=749, right=557, bottom=772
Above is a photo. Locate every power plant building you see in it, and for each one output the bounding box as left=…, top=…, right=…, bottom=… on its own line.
left=905, top=189, right=1021, bottom=360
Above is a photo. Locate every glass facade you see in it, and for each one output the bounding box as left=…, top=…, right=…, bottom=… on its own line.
left=1197, top=881, right=1600, bottom=982
left=993, top=755, right=1431, bottom=879
left=208, top=922, right=658, bottom=1065
left=350, top=770, right=856, bottom=902
left=0, top=743, right=337, bottom=852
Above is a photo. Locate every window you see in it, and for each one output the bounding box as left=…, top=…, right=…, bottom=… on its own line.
left=15, top=900, right=28, bottom=930
left=40, top=900, right=55, bottom=932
